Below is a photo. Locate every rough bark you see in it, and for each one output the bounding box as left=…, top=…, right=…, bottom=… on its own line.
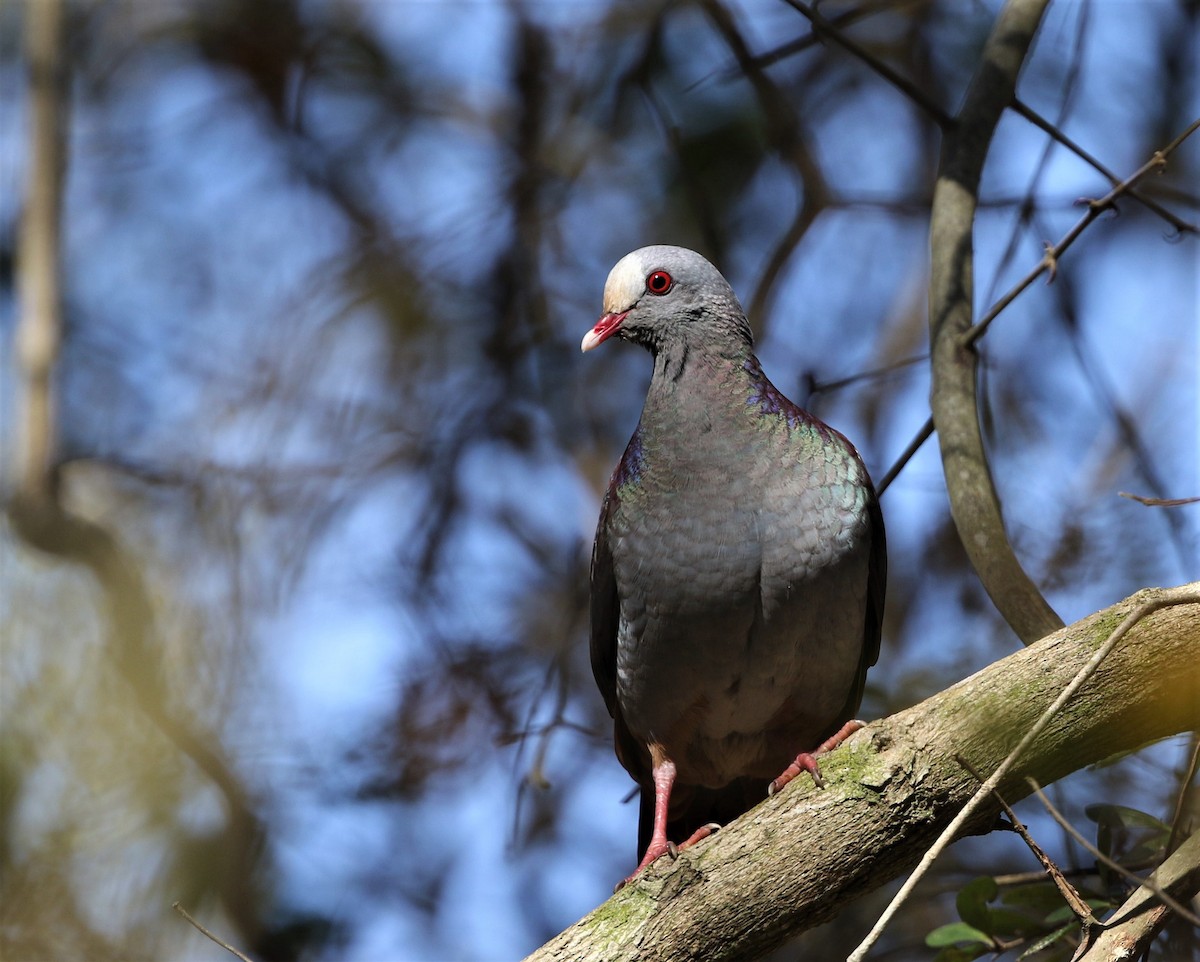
left=524, top=584, right=1200, bottom=962
left=928, top=0, right=1064, bottom=644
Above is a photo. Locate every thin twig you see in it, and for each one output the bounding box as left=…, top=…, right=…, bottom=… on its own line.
left=963, top=117, right=1200, bottom=350
left=1119, top=492, right=1200, bottom=508
left=172, top=902, right=257, bottom=962
left=1025, top=780, right=1200, bottom=928
left=811, top=353, right=928, bottom=396
left=1031, top=230, right=1195, bottom=572
left=782, top=0, right=953, bottom=128
left=993, top=865, right=1147, bottom=887
left=693, top=0, right=832, bottom=327
left=1166, top=733, right=1199, bottom=857
left=875, top=416, right=933, bottom=498
left=714, top=0, right=901, bottom=78
left=976, top=0, right=1090, bottom=329
left=1011, top=99, right=1195, bottom=236
left=1071, top=830, right=1200, bottom=962
left=956, top=756, right=1098, bottom=926
left=845, top=585, right=1200, bottom=962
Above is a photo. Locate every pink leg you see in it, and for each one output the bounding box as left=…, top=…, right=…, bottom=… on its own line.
left=617, top=755, right=723, bottom=889
left=768, top=719, right=865, bottom=795
left=621, top=758, right=677, bottom=886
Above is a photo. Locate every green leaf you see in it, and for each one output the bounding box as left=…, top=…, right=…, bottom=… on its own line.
left=1084, top=804, right=1170, bottom=833
left=1096, top=821, right=1114, bottom=886
left=1126, top=833, right=1171, bottom=863
left=926, top=922, right=995, bottom=949
left=956, top=876, right=999, bottom=932
left=1087, top=804, right=1170, bottom=882
left=1000, top=880, right=1071, bottom=917
left=988, top=906, right=1039, bottom=937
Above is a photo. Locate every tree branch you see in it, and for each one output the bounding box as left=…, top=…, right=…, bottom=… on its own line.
left=928, top=0, right=1064, bottom=644
left=848, top=583, right=1200, bottom=960
left=1026, top=780, right=1200, bottom=928
left=13, top=0, right=67, bottom=502
left=8, top=0, right=266, bottom=943
left=964, top=117, right=1200, bottom=350
left=783, top=0, right=952, bottom=128
left=524, top=583, right=1200, bottom=962
left=1010, top=99, right=1196, bottom=237
left=1073, top=830, right=1200, bottom=962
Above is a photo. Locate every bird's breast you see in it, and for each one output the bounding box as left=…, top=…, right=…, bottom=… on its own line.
left=605, top=434, right=872, bottom=786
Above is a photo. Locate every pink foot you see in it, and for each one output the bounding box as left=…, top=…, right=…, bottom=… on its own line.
left=633, top=836, right=672, bottom=876
left=675, top=822, right=720, bottom=853
left=616, top=822, right=720, bottom=891
left=768, top=719, right=865, bottom=795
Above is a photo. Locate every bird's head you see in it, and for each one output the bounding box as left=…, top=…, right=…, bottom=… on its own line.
left=581, top=246, right=753, bottom=356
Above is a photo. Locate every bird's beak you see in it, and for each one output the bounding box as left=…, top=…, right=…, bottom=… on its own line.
left=581, top=310, right=629, bottom=352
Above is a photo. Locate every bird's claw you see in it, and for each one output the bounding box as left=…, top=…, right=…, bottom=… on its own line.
left=768, top=753, right=824, bottom=795
left=615, top=821, right=723, bottom=891
left=769, top=720, right=866, bottom=796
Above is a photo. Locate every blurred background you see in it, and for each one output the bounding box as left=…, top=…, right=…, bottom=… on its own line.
left=1, top=0, right=1197, bottom=959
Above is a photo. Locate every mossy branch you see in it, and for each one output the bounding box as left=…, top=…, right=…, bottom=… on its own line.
left=525, top=583, right=1200, bottom=962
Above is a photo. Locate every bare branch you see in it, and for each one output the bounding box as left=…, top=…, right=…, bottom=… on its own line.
left=876, top=415, right=933, bottom=498
left=718, top=0, right=906, bottom=77
left=1119, top=492, right=1200, bottom=508
left=928, top=0, right=1063, bottom=644
left=1073, top=830, right=1200, bottom=962
left=13, top=0, right=67, bottom=502
left=1167, top=734, right=1200, bottom=856
left=782, top=0, right=952, bottom=128
left=172, top=903, right=258, bottom=962
left=1010, top=99, right=1196, bottom=236
left=848, top=583, right=1200, bottom=962
left=963, top=118, right=1200, bottom=350
left=1026, top=780, right=1200, bottom=928
left=956, top=757, right=1098, bottom=928
left=695, top=0, right=832, bottom=326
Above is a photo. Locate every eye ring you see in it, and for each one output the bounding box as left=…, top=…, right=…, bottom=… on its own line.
left=646, top=270, right=674, bottom=295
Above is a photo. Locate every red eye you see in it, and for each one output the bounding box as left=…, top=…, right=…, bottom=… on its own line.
left=646, top=270, right=673, bottom=295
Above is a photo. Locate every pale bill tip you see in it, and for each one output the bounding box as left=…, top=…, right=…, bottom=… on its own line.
left=580, top=328, right=603, bottom=353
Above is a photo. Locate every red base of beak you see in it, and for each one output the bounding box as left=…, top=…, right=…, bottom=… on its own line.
left=581, top=310, right=629, bottom=352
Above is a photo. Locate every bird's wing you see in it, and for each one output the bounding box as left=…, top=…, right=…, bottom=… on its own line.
left=588, top=486, right=620, bottom=719
left=590, top=483, right=654, bottom=862
left=863, top=491, right=887, bottom=672
left=840, top=488, right=887, bottom=725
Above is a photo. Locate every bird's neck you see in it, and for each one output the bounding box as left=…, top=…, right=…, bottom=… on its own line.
left=638, top=345, right=765, bottom=445
left=640, top=346, right=825, bottom=445
left=647, top=333, right=751, bottom=390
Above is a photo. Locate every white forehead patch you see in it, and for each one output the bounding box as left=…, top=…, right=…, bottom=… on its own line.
left=602, top=251, right=648, bottom=314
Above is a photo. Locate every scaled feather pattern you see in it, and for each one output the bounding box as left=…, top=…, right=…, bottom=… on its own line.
left=582, top=246, right=886, bottom=882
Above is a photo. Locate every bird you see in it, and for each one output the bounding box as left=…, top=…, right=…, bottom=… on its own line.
left=582, top=245, right=886, bottom=885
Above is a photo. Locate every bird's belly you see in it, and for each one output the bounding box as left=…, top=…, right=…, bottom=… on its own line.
left=613, top=524, right=870, bottom=786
